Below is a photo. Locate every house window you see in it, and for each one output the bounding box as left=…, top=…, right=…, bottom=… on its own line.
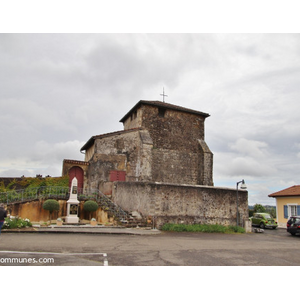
left=284, top=204, right=300, bottom=219
left=290, top=205, right=297, bottom=216
left=158, top=107, right=166, bottom=118
left=131, top=110, right=137, bottom=120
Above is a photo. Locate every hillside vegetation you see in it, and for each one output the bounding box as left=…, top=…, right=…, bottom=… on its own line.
left=0, top=176, right=69, bottom=193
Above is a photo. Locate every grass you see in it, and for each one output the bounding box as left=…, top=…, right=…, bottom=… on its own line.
left=161, top=223, right=245, bottom=233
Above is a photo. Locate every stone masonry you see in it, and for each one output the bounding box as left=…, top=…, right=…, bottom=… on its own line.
left=112, top=181, right=248, bottom=227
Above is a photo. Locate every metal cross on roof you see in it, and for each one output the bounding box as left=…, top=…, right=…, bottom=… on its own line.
left=160, top=87, right=168, bottom=102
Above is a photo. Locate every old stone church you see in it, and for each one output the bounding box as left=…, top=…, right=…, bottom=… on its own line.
left=62, top=100, right=248, bottom=227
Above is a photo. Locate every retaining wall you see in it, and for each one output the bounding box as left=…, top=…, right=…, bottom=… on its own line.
left=6, top=199, right=108, bottom=224
left=112, top=181, right=248, bottom=228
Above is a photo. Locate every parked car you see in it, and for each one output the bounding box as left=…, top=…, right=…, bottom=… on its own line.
left=250, top=213, right=278, bottom=229
left=287, top=216, right=300, bottom=236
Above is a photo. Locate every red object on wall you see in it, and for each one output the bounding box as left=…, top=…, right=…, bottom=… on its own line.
left=69, top=166, right=84, bottom=190
left=109, top=170, right=126, bottom=182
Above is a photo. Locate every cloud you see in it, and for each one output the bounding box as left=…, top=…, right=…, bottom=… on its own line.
left=214, top=151, right=276, bottom=179
left=0, top=140, right=84, bottom=177
left=33, top=140, right=84, bottom=162
left=230, top=138, right=269, bottom=159
left=1, top=33, right=300, bottom=206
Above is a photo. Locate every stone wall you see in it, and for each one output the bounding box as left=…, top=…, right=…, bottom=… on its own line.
left=141, top=105, right=213, bottom=186
left=151, top=149, right=200, bottom=184
left=112, top=181, right=248, bottom=228
left=141, top=105, right=205, bottom=151
left=7, top=199, right=108, bottom=224
left=198, top=140, right=214, bottom=186
left=86, top=129, right=153, bottom=191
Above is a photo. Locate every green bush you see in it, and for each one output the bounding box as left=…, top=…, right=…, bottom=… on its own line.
left=43, top=199, right=60, bottom=222
left=83, top=200, right=98, bottom=219
left=83, top=200, right=98, bottom=211
left=3, top=217, right=32, bottom=229
left=161, top=223, right=245, bottom=233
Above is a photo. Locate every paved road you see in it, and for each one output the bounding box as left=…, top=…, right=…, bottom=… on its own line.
left=0, top=228, right=299, bottom=266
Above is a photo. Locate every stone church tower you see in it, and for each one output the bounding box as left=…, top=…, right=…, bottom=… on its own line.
left=62, top=101, right=249, bottom=227
left=63, top=100, right=213, bottom=194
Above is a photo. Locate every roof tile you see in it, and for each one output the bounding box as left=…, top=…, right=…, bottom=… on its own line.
left=268, top=185, right=300, bottom=197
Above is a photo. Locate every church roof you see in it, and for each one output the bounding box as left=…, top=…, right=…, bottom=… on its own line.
left=119, top=100, right=210, bottom=123
left=80, top=127, right=142, bottom=152
left=268, top=185, right=300, bottom=198
left=81, top=101, right=210, bottom=152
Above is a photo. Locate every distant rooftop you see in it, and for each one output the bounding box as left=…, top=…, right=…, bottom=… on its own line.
left=268, top=185, right=300, bottom=198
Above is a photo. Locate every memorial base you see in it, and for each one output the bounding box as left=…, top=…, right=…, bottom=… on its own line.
left=65, top=216, right=79, bottom=223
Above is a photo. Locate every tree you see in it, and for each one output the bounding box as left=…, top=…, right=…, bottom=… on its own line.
left=43, top=199, right=60, bottom=223
left=83, top=200, right=98, bottom=220
left=253, top=204, right=266, bottom=213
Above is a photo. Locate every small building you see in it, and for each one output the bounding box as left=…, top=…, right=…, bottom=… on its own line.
left=268, top=185, right=300, bottom=227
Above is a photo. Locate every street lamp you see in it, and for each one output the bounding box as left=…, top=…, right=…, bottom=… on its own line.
left=236, top=180, right=247, bottom=226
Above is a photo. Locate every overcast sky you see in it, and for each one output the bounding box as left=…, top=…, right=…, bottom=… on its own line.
left=1, top=33, right=300, bottom=205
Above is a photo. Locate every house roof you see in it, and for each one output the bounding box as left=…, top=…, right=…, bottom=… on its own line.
left=268, top=185, right=300, bottom=198
left=119, top=100, right=210, bottom=123
left=80, top=127, right=142, bottom=152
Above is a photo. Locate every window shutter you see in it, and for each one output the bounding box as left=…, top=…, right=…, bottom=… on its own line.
left=109, top=170, right=126, bottom=182
left=297, top=205, right=300, bottom=215
left=284, top=205, right=288, bottom=219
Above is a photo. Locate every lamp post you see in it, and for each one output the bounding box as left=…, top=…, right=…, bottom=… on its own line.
left=236, top=179, right=247, bottom=226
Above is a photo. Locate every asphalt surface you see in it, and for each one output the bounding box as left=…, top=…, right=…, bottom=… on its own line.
left=2, top=224, right=162, bottom=235
left=0, top=226, right=299, bottom=266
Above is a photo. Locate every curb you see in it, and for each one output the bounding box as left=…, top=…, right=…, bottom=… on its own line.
left=1, top=226, right=162, bottom=235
